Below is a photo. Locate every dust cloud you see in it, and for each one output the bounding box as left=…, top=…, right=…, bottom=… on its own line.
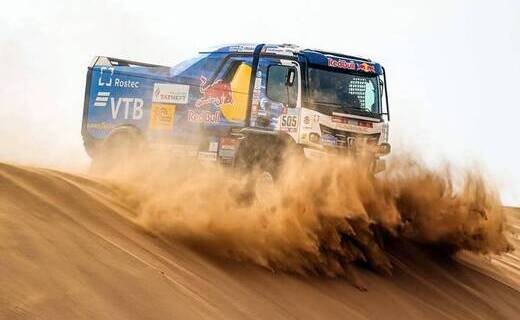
left=94, top=147, right=512, bottom=285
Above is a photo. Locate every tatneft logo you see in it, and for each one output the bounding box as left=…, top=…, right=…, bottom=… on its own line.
left=153, top=83, right=189, bottom=104
left=98, top=67, right=140, bottom=88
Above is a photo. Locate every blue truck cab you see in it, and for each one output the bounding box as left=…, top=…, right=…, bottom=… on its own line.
left=82, top=43, right=391, bottom=172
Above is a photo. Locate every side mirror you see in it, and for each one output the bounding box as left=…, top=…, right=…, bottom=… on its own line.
left=286, top=68, right=296, bottom=87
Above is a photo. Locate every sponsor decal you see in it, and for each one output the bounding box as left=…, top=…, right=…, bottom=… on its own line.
left=327, top=58, right=356, bottom=70
left=198, top=151, right=217, bottom=161
left=327, top=58, right=375, bottom=73
left=303, top=114, right=320, bottom=129
left=219, top=149, right=235, bottom=159
left=97, top=67, right=140, bottom=88
left=250, top=71, right=262, bottom=124
left=220, top=137, right=237, bottom=150
left=332, top=115, right=346, bottom=123
left=86, top=122, right=116, bottom=130
left=113, top=78, right=140, bottom=88
left=110, top=97, right=144, bottom=120
left=153, top=83, right=189, bottom=104
left=332, top=116, right=374, bottom=132
left=209, top=137, right=219, bottom=152
left=149, top=103, right=176, bottom=130
left=357, top=120, right=373, bottom=128
left=209, top=142, right=219, bottom=152
left=219, top=137, right=237, bottom=159
left=303, top=115, right=312, bottom=129
left=187, top=109, right=222, bottom=124
left=320, top=134, right=337, bottom=146
left=280, top=114, right=298, bottom=132
left=332, top=116, right=361, bottom=126
left=336, top=122, right=370, bottom=133
left=97, top=67, right=114, bottom=86
left=228, top=44, right=256, bottom=52
left=94, top=91, right=110, bottom=107
left=196, top=76, right=232, bottom=108
left=357, top=62, right=376, bottom=73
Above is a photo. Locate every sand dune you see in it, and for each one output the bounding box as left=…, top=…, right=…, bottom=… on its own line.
left=1, top=162, right=519, bottom=319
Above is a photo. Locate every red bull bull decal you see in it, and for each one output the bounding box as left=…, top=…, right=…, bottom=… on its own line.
left=357, top=62, right=376, bottom=73
left=196, top=76, right=232, bottom=108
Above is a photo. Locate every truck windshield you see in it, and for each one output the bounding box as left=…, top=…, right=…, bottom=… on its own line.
left=308, top=67, right=380, bottom=116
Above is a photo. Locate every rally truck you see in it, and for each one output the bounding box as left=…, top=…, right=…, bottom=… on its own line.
left=82, top=43, right=391, bottom=176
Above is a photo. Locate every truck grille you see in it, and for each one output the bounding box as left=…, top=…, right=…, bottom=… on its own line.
left=319, top=124, right=380, bottom=150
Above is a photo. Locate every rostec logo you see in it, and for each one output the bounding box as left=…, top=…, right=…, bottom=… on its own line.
left=98, top=67, right=115, bottom=86
left=94, top=92, right=110, bottom=107
left=98, top=66, right=140, bottom=88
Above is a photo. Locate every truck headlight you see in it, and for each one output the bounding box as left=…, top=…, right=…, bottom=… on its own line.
left=309, top=132, right=320, bottom=143
left=378, top=143, right=391, bottom=155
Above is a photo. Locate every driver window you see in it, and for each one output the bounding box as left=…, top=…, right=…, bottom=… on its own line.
left=266, top=65, right=298, bottom=107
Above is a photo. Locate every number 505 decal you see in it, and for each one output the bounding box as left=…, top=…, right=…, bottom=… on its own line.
left=281, top=115, right=298, bottom=130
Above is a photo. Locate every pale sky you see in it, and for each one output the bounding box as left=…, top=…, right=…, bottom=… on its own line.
left=0, top=0, right=519, bottom=205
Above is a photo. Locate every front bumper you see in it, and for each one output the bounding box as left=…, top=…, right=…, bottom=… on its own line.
left=302, top=147, right=387, bottom=173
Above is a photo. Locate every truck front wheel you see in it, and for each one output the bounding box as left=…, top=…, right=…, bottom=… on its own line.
left=234, top=136, right=288, bottom=204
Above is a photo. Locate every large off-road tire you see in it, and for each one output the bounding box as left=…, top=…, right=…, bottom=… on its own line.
left=234, top=135, right=282, bottom=179
left=90, top=126, right=145, bottom=175
left=234, top=135, right=303, bottom=205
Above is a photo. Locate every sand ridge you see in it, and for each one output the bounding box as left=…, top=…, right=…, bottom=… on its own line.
left=1, top=162, right=519, bottom=319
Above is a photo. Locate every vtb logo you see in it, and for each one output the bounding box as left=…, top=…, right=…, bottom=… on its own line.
left=98, top=67, right=115, bottom=87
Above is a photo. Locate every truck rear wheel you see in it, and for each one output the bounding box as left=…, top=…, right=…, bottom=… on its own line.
left=90, top=126, right=144, bottom=174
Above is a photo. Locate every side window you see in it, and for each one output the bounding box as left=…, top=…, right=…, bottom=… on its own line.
left=215, top=56, right=253, bottom=82
left=266, top=65, right=298, bottom=107
left=172, top=53, right=227, bottom=85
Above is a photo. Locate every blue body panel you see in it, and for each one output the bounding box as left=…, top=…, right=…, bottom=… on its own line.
left=85, top=52, right=246, bottom=145
left=83, top=43, right=385, bottom=150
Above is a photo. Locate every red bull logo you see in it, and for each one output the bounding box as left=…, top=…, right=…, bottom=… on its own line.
left=357, top=62, right=375, bottom=73
left=327, top=58, right=376, bottom=74
left=327, top=58, right=356, bottom=70
left=196, top=76, right=233, bottom=108
left=187, top=109, right=222, bottom=124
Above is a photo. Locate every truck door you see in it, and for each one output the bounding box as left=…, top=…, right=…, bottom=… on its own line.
left=250, top=57, right=301, bottom=143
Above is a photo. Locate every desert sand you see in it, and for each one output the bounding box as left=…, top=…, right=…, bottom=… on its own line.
left=1, top=162, right=519, bottom=319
